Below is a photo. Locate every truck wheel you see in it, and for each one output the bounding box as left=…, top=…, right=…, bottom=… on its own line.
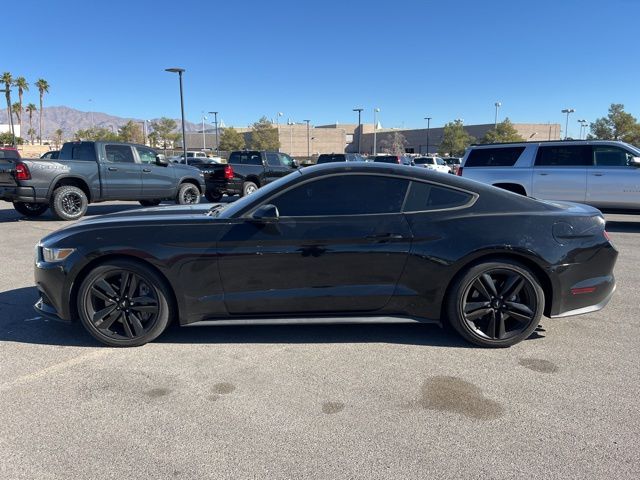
left=50, top=186, right=88, bottom=221
left=139, top=200, right=162, bottom=207
left=13, top=202, right=48, bottom=217
left=176, top=183, right=201, bottom=205
left=242, top=181, right=258, bottom=196
left=205, top=190, right=223, bottom=202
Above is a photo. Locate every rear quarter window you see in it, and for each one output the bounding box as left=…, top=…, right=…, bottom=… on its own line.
left=535, top=145, right=592, bottom=166
left=465, top=147, right=525, bottom=167
left=404, top=181, right=473, bottom=211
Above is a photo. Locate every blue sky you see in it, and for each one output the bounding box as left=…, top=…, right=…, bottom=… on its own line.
left=5, top=0, right=639, bottom=137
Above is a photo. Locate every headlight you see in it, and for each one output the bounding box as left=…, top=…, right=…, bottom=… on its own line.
left=42, top=247, right=75, bottom=262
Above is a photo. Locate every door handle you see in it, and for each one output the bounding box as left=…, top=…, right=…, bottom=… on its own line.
left=592, top=173, right=604, bottom=176
left=538, top=172, right=549, bottom=176
left=366, top=233, right=404, bottom=240
left=108, top=167, right=118, bottom=171
left=142, top=168, right=151, bottom=173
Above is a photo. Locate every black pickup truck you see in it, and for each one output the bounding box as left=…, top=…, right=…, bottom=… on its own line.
left=0, top=141, right=206, bottom=220
left=201, top=150, right=298, bottom=200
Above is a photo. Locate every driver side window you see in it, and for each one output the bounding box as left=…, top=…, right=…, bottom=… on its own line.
left=136, top=147, right=157, bottom=164
left=593, top=146, right=635, bottom=167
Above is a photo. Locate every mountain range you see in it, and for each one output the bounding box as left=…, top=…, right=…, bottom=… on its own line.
left=0, top=105, right=212, bottom=140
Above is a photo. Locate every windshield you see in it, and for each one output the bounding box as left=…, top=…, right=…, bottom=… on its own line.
left=215, top=170, right=303, bottom=218
left=414, top=157, right=432, bottom=165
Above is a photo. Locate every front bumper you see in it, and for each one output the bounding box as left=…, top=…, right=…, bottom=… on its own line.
left=34, top=255, right=75, bottom=322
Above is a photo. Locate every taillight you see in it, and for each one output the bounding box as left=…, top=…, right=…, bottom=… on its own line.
left=224, top=164, right=234, bottom=180
left=15, top=162, right=31, bottom=181
left=456, top=166, right=463, bottom=176
left=396, top=156, right=401, bottom=164
left=603, top=230, right=611, bottom=242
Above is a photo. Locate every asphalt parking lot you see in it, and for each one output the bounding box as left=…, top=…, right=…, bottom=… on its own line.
left=0, top=200, right=639, bottom=479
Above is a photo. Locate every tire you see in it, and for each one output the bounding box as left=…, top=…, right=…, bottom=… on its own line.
left=445, top=259, right=544, bottom=347
left=76, top=260, right=173, bottom=347
left=49, top=186, right=88, bottom=221
left=13, top=202, right=48, bottom=217
left=242, top=181, right=258, bottom=196
left=139, top=200, right=162, bottom=207
left=205, top=190, right=223, bottom=203
left=176, top=183, right=201, bottom=205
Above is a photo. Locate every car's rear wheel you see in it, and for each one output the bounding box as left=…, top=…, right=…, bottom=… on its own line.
left=205, top=190, right=223, bottom=202
left=13, top=202, right=48, bottom=217
left=77, top=260, right=172, bottom=347
left=50, top=185, right=88, bottom=221
left=446, top=260, right=543, bottom=347
left=139, top=199, right=162, bottom=207
left=176, top=183, right=201, bottom=205
left=242, top=181, right=258, bottom=196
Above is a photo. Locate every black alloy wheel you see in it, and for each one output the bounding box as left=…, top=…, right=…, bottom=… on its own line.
left=77, top=261, right=172, bottom=347
left=176, top=183, right=201, bottom=205
left=50, top=185, right=88, bottom=220
left=13, top=201, right=48, bottom=217
left=447, top=260, right=543, bottom=347
left=205, top=190, right=223, bottom=202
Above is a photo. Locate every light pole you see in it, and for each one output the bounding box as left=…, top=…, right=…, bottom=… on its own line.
left=494, top=102, right=501, bottom=129
left=165, top=67, right=188, bottom=164
left=303, top=119, right=311, bottom=158
left=287, top=119, right=294, bottom=154
left=88, top=99, right=94, bottom=128
left=141, top=120, right=147, bottom=145
left=373, top=108, right=380, bottom=155
left=353, top=108, right=363, bottom=154
left=578, top=119, right=588, bottom=139
left=0, top=88, right=15, bottom=146
left=208, top=111, right=219, bottom=155
left=276, top=112, right=283, bottom=126
left=424, top=116, right=432, bottom=154
left=201, top=113, right=207, bottom=150
left=561, top=108, right=575, bottom=140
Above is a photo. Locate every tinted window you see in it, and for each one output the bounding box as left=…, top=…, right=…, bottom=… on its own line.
left=229, top=152, right=262, bottom=165
left=373, top=155, right=399, bottom=164
left=593, top=146, right=634, bottom=167
left=105, top=145, right=135, bottom=163
left=279, top=154, right=295, bottom=168
left=414, top=157, right=432, bottom=165
left=317, top=154, right=346, bottom=164
left=136, top=146, right=157, bottom=164
left=0, top=149, right=19, bottom=160
left=465, top=147, right=525, bottom=167
left=535, top=145, right=592, bottom=166
left=270, top=175, right=409, bottom=217
left=404, top=181, right=473, bottom=212
left=59, top=142, right=97, bottom=161
left=266, top=153, right=280, bottom=166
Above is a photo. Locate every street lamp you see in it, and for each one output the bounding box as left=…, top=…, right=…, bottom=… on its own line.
left=88, top=98, right=94, bottom=128
left=494, top=102, right=502, bottom=129
left=424, top=116, right=432, bottom=154
left=276, top=112, right=283, bottom=126
left=578, top=119, right=588, bottom=139
left=201, top=113, right=207, bottom=150
left=303, top=119, right=311, bottom=158
left=353, top=108, right=363, bottom=154
left=208, top=111, right=219, bottom=155
left=0, top=88, right=15, bottom=146
left=561, top=108, right=575, bottom=140
left=373, top=108, right=380, bottom=155
left=165, top=67, right=187, bottom=164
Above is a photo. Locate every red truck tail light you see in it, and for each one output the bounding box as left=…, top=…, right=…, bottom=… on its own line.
left=396, top=156, right=401, bottom=164
left=224, top=164, right=234, bottom=180
left=603, top=230, right=611, bottom=242
left=456, top=166, right=463, bottom=176
left=15, top=162, right=31, bottom=180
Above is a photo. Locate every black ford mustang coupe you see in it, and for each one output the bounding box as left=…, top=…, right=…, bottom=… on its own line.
left=34, top=163, right=617, bottom=347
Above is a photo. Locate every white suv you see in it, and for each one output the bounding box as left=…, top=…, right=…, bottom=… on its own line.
left=414, top=156, right=451, bottom=173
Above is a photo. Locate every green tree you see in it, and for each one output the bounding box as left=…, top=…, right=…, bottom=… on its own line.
left=1, top=72, right=12, bottom=127
left=439, top=120, right=475, bottom=156
left=589, top=104, right=640, bottom=145
left=53, top=128, right=64, bottom=148
left=118, top=120, right=143, bottom=143
left=25, top=103, right=36, bottom=145
left=0, top=132, right=24, bottom=145
left=218, top=127, right=245, bottom=151
left=149, top=117, right=180, bottom=151
left=11, top=102, right=21, bottom=124
left=380, top=131, right=408, bottom=154
left=13, top=76, right=28, bottom=132
left=249, top=116, right=279, bottom=150
left=480, top=118, right=524, bottom=144
left=35, top=78, right=49, bottom=145
left=74, top=126, right=119, bottom=142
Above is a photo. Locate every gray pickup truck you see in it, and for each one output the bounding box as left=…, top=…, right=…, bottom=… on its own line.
left=459, top=140, right=640, bottom=211
left=0, top=141, right=206, bottom=220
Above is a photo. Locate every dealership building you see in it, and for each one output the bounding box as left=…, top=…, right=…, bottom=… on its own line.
left=183, top=122, right=561, bottom=158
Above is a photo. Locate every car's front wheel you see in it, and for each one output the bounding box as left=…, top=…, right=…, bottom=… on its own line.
left=446, top=260, right=544, bottom=347
left=242, top=181, right=258, bottom=196
left=176, top=183, right=201, bottom=205
left=77, top=260, right=173, bottom=347
left=205, top=190, right=223, bottom=202
left=13, top=202, right=48, bottom=217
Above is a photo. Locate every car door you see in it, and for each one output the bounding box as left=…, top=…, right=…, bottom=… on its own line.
left=135, top=146, right=176, bottom=198
left=100, top=144, right=143, bottom=199
left=217, top=174, right=413, bottom=315
left=531, top=144, right=590, bottom=202
left=264, top=152, right=290, bottom=183
left=587, top=145, right=640, bottom=209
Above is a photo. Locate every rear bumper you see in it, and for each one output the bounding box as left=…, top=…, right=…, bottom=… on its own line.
left=0, top=185, right=43, bottom=203
left=551, top=281, right=616, bottom=318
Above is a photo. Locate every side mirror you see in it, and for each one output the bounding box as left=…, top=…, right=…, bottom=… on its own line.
left=252, top=204, right=279, bottom=221
left=155, top=154, right=168, bottom=166
left=631, top=156, right=640, bottom=167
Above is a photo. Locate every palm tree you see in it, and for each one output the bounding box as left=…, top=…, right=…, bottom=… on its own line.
left=54, top=128, right=64, bottom=149
left=1, top=72, right=12, bottom=130
left=13, top=76, right=28, bottom=134
left=12, top=102, right=21, bottom=125
left=35, top=78, right=49, bottom=145
left=25, top=103, right=36, bottom=145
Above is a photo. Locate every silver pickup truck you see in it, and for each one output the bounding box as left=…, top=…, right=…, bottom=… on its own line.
left=458, top=140, right=640, bottom=211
